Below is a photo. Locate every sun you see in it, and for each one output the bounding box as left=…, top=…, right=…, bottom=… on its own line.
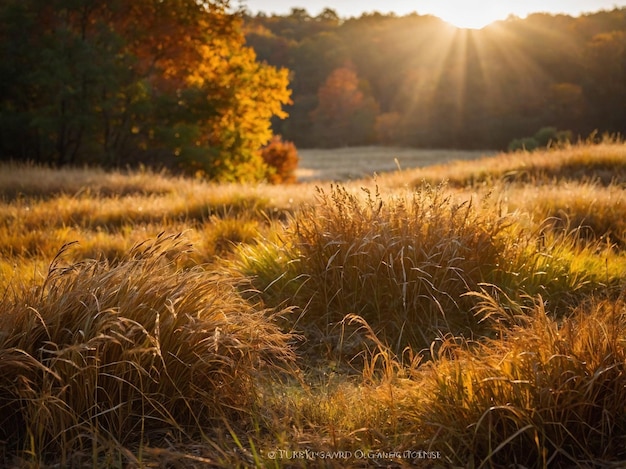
left=439, top=13, right=499, bottom=30
left=430, top=4, right=515, bottom=30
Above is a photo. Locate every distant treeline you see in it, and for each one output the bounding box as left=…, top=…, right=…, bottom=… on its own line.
left=244, top=7, right=626, bottom=149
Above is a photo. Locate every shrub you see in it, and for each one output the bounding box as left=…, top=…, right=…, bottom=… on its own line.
left=508, top=136, right=539, bottom=152
left=261, top=135, right=300, bottom=184
left=508, top=127, right=572, bottom=152
left=534, top=126, right=572, bottom=147
left=0, top=235, right=294, bottom=466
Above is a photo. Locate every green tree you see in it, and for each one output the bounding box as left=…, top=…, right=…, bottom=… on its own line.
left=0, top=0, right=130, bottom=165
left=583, top=30, right=626, bottom=133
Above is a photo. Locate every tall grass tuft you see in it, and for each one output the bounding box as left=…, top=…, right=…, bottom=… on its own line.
left=236, top=184, right=510, bottom=355
left=0, top=234, right=294, bottom=466
left=417, top=293, right=626, bottom=466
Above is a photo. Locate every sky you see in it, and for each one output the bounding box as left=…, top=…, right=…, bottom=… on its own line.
left=237, top=0, right=626, bottom=29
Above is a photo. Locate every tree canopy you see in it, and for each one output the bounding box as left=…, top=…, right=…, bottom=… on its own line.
left=0, top=0, right=291, bottom=181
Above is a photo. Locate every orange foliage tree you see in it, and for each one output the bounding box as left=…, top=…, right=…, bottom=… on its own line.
left=310, top=66, right=378, bottom=147
left=0, top=0, right=291, bottom=181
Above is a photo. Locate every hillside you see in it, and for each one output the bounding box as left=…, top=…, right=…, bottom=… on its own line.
left=244, top=8, right=626, bottom=150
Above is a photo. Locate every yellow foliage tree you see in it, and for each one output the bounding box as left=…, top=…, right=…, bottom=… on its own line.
left=0, top=0, right=291, bottom=181
left=188, top=36, right=291, bottom=180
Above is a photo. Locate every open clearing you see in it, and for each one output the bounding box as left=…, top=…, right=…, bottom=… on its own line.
left=296, top=146, right=492, bottom=181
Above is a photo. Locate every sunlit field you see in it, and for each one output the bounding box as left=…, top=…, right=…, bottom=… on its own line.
left=3, top=140, right=626, bottom=467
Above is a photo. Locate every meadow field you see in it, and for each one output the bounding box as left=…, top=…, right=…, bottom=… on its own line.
left=295, top=147, right=491, bottom=181
left=2, top=140, right=626, bottom=467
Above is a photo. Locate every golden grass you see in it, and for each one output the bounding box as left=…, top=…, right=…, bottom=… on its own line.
left=369, top=139, right=626, bottom=189
left=3, top=141, right=626, bottom=466
left=0, top=183, right=307, bottom=231
left=234, top=184, right=510, bottom=355
left=0, top=162, right=179, bottom=199
left=0, top=167, right=316, bottom=292
left=0, top=235, right=294, bottom=466
left=415, top=295, right=626, bottom=466
left=501, top=181, right=626, bottom=246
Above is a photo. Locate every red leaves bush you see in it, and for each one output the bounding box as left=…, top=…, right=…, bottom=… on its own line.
left=261, top=135, right=299, bottom=184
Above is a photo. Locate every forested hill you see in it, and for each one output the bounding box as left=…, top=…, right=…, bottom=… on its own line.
left=244, top=8, right=626, bottom=150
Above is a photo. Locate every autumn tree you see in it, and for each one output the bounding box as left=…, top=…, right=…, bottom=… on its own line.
left=0, top=0, right=291, bottom=181
left=310, top=66, right=378, bottom=147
